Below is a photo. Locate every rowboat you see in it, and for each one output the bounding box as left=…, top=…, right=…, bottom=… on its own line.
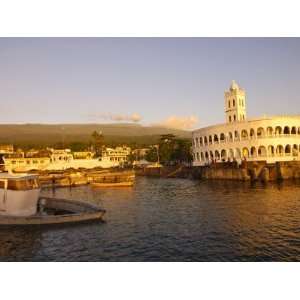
left=90, top=170, right=135, bottom=188
left=91, top=181, right=134, bottom=188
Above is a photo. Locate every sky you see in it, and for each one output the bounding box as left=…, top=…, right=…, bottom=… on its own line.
left=0, top=38, right=300, bottom=129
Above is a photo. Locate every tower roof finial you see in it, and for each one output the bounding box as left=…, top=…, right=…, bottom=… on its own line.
left=230, top=80, right=239, bottom=90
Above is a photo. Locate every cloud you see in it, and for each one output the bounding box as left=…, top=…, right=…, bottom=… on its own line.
left=87, top=112, right=142, bottom=123
left=153, top=115, right=199, bottom=130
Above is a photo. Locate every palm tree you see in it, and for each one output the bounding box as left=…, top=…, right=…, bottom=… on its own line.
left=92, top=131, right=104, bottom=157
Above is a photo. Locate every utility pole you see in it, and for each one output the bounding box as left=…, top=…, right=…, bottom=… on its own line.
left=156, top=144, right=160, bottom=165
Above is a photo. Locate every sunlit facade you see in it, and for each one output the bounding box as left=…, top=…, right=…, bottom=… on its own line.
left=192, top=81, right=300, bottom=166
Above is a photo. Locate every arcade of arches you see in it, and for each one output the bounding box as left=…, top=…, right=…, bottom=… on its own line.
left=192, top=123, right=300, bottom=165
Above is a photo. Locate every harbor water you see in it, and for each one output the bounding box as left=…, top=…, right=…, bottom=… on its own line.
left=1, top=177, right=300, bottom=261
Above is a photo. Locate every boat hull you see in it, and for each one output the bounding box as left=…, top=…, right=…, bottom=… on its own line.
left=91, top=181, right=134, bottom=188
left=0, top=197, right=106, bottom=225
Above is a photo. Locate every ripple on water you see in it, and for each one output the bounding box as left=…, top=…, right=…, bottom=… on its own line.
left=1, top=177, right=300, bottom=261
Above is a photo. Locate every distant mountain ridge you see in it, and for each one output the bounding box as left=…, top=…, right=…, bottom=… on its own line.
left=0, top=123, right=192, bottom=148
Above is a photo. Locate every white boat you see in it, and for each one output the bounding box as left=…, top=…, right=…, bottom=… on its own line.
left=0, top=173, right=40, bottom=217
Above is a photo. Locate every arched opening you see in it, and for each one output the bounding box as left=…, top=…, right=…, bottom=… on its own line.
left=228, top=149, right=234, bottom=160
left=241, top=129, right=248, bottom=140
left=291, top=127, right=297, bottom=135
left=221, top=149, right=227, bottom=161
left=228, top=132, right=233, bottom=142
left=204, top=136, right=208, bottom=145
left=195, top=138, right=199, bottom=147
left=233, top=99, right=235, bottom=107
left=250, top=146, right=257, bottom=158
left=285, top=145, right=291, bottom=156
left=234, top=130, right=239, bottom=141
left=275, top=126, right=282, bottom=135
left=213, top=134, right=219, bottom=143
left=276, top=145, right=284, bottom=156
left=250, top=128, right=255, bottom=139
left=229, top=116, right=232, bottom=123
left=220, top=133, right=226, bottom=143
left=267, top=127, right=273, bottom=136
left=233, top=115, right=236, bottom=121
left=284, top=126, right=290, bottom=135
left=268, top=145, right=275, bottom=156
left=196, top=152, right=200, bottom=161
left=200, top=152, right=204, bottom=161
left=210, top=151, right=214, bottom=160
left=205, top=151, right=209, bottom=161
left=215, top=150, right=220, bottom=161
left=292, top=144, right=298, bottom=156
left=242, top=147, right=249, bottom=158
left=200, top=137, right=203, bottom=146
left=257, top=127, right=265, bottom=138
left=209, top=135, right=212, bottom=144
left=235, top=148, right=241, bottom=159
left=258, top=146, right=267, bottom=157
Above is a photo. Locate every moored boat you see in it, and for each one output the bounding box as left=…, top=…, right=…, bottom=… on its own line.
left=0, top=172, right=106, bottom=225
left=91, top=181, right=134, bottom=188
left=90, top=170, right=135, bottom=188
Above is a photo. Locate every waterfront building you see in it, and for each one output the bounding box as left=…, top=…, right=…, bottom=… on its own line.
left=73, top=151, right=94, bottom=159
left=49, top=148, right=73, bottom=163
left=3, top=147, right=119, bottom=172
left=3, top=156, right=51, bottom=171
left=0, top=144, right=14, bottom=154
left=192, top=81, right=300, bottom=166
left=100, top=146, right=131, bottom=163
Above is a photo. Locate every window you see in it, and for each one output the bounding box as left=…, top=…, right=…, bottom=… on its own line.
left=233, top=115, right=236, bottom=121
left=229, top=116, right=232, bottom=122
left=233, top=99, right=235, bottom=107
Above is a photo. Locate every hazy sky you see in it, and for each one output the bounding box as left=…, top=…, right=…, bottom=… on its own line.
left=1, top=38, right=300, bottom=129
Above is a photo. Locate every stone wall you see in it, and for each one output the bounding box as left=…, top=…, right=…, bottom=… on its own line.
left=136, top=161, right=300, bottom=182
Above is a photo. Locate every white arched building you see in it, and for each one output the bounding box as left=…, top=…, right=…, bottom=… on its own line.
left=192, top=81, right=300, bottom=166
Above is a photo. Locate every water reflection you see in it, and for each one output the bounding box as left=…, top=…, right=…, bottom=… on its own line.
left=0, top=227, right=42, bottom=261
left=1, top=177, right=300, bottom=261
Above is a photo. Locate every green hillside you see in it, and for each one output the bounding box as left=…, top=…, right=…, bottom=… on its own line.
left=0, top=123, right=192, bottom=149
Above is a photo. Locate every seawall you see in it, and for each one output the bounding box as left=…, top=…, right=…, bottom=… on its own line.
left=136, top=161, right=300, bottom=182
left=198, top=161, right=300, bottom=182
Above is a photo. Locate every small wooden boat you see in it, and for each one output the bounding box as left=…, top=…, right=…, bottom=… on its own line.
left=0, top=196, right=106, bottom=225
left=90, top=170, right=135, bottom=188
left=91, top=181, right=134, bottom=188
left=0, top=172, right=105, bottom=225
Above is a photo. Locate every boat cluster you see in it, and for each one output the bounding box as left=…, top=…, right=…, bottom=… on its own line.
left=0, top=169, right=135, bottom=225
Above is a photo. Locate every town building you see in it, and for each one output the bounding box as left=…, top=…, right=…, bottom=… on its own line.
left=73, top=151, right=94, bottom=159
left=100, top=146, right=131, bottom=164
left=3, top=156, right=51, bottom=171
left=0, top=144, right=14, bottom=154
left=192, top=81, right=300, bottom=166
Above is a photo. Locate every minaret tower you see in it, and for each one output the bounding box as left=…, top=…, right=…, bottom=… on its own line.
left=224, top=80, right=247, bottom=123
